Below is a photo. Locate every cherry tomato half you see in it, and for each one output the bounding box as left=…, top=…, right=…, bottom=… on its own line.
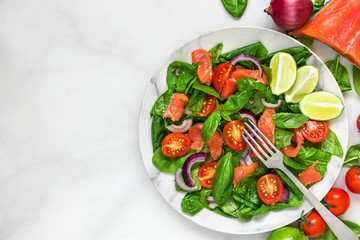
left=223, top=120, right=247, bottom=150
left=300, top=120, right=329, bottom=143
left=198, top=162, right=218, bottom=189
left=257, top=174, right=284, bottom=205
left=325, top=188, right=350, bottom=216
left=212, top=63, right=235, bottom=93
left=357, top=114, right=360, bottom=131
left=161, top=133, right=191, bottom=158
left=345, top=167, right=360, bottom=194
left=299, top=210, right=326, bottom=237
left=197, top=94, right=217, bottom=117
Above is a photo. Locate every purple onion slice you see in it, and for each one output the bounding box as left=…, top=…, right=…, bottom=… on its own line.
left=261, top=98, right=283, bottom=109
left=230, top=54, right=263, bottom=77
left=279, top=185, right=290, bottom=203
left=175, top=168, right=198, bottom=191
left=182, top=152, right=207, bottom=187
left=239, top=109, right=257, bottom=126
left=166, top=118, right=193, bottom=133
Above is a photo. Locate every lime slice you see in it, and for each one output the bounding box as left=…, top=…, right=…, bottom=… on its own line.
left=270, top=52, right=297, bottom=95
left=285, top=65, right=319, bottom=103
left=299, top=91, right=344, bottom=120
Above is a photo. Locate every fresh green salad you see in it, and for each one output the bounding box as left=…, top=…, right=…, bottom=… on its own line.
left=150, top=41, right=344, bottom=220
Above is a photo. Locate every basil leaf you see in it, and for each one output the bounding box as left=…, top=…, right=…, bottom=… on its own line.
left=152, top=148, right=196, bottom=173
left=181, top=192, right=204, bottom=216
left=213, top=152, right=234, bottom=205
left=275, top=128, right=294, bottom=149
left=325, top=55, right=352, bottom=92
left=150, top=89, right=173, bottom=116
left=221, top=0, right=247, bottom=18
left=272, top=113, right=309, bottom=128
left=209, top=43, right=223, bottom=65
left=353, top=65, right=360, bottom=97
left=221, top=90, right=253, bottom=116
left=151, top=115, right=169, bottom=152
left=343, top=144, right=360, bottom=167
left=312, top=0, right=325, bottom=13
left=201, top=111, right=221, bottom=143
left=166, top=61, right=197, bottom=92
left=192, top=79, right=220, bottom=98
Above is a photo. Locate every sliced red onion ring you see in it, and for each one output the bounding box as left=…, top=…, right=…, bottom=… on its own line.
left=182, top=152, right=207, bottom=187
left=166, top=118, right=193, bottom=133
left=279, top=185, right=290, bottom=203
left=230, top=54, right=263, bottom=77
left=239, top=149, right=250, bottom=166
left=261, top=98, right=283, bottom=109
left=239, top=109, right=257, bottom=126
left=243, top=154, right=254, bottom=165
left=206, top=196, right=218, bottom=209
left=175, top=168, right=198, bottom=191
left=239, top=159, right=246, bottom=166
left=208, top=203, right=218, bottom=209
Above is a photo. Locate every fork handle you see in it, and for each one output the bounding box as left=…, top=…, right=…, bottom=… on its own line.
left=281, top=167, right=358, bottom=240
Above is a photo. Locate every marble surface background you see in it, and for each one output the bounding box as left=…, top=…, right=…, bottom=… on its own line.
left=0, top=0, right=359, bottom=239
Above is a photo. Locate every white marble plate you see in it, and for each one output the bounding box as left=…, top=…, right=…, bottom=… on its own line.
left=139, top=26, right=348, bottom=234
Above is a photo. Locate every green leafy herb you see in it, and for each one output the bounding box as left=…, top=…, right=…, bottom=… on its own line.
left=325, top=55, right=352, bottom=92
left=166, top=61, right=197, bottom=93
left=221, top=0, right=248, bottom=18
left=259, top=46, right=312, bottom=66
left=186, top=89, right=206, bottom=112
left=312, top=0, right=325, bottom=13
left=297, top=37, right=314, bottom=49
left=353, top=65, right=360, bottom=97
left=343, top=144, right=360, bottom=167
left=276, top=169, right=304, bottom=200
left=209, top=43, right=223, bottom=65
left=201, top=111, right=222, bottom=143
left=150, top=89, right=173, bottom=116
left=220, top=42, right=268, bottom=61
left=220, top=90, right=253, bottom=116
left=275, top=128, right=294, bottom=149
left=181, top=192, right=204, bottom=215
left=151, top=115, right=168, bottom=152
left=192, top=79, right=220, bottom=98
left=213, top=152, right=234, bottom=205
left=152, top=148, right=196, bottom=173
left=307, top=129, right=343, bottom=158
left=272, top=113, right=309, bottom=128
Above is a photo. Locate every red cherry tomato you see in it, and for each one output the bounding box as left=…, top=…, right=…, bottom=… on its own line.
left=345, top=167, right=360, bottom=194
left=299, top=210, right=326, bottom=238
left=357, top=114, right=360, bottom=131
left=161, top=133, right=191, bottom=158
left=325, top=188, right=350, bottom=216
left=212, top=63, right=235, bottom=93
left=257, top=174, right=284, bottom=205
left=198, top=162, right=218, bottom=189
left=197, top=94, right=217, bottom=117
left=300, top=120, right=329, bottom=143
left=223, top=120, right=247, bottom=150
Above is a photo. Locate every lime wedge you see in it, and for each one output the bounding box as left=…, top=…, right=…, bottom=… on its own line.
left=285, top=65, right=319, bottom=103
left=270, top=52, right=297, bottom=95
left=299, top=91, right=344, bottom=120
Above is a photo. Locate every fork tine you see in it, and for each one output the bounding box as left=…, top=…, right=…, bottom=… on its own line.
left=243, top=129, right=269, bottom=160
left=244, top=122, right=274, bottom=155
left=242, top=132, right=267, bottom=164
left=246, top=120, right=279, bottom=153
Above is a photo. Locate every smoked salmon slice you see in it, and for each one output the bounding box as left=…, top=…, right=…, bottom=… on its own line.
left=163, top=93, right=188, bottom=122
left=208, top=130, right=223, bottom=160
left=281, top=128, right=304, bottom=158
left=230, top=69, right=269, bottom=86
left=289, top=0, right=360, bottom=68
left=191, top=49, right=213, bottom=86
left=233, top=162, right=260, bottom=186
left=298, top=160, right=323, bottom=187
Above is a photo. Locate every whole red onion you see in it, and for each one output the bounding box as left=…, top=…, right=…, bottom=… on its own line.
left=265, top=0, right=313, bottom=31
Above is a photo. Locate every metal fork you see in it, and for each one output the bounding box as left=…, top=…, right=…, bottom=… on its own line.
left=242, top=120, right=358, bottom=240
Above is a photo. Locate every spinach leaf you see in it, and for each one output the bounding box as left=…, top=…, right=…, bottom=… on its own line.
left=151, top=115, right=169, bottom=152
left=283, top=155, right=308, bottom=171
left=312, top=0, right=325, bottom=13
left=219, top=197, right=243, bottom=218
left=192, top=79, right=220, bottom=98
left=209, top=43, right=223, bottom=65
left=343, top=144, right=360, bottom=167
left=296, top=146, right=332, bottom=176
left=276, top=168, right=304, bottom=200
left=181, top=192, right=204, bottom=216
left=272, top=113, right=309, bottom=128
left=221, top=0, right=247, bottom=18
left=201, top=111, right=222, bottom=143
left=325, top=55, right=352, bottom=92
left=220, top=42, right=268, bottom=61
left=243, top=91, right=265, bottom=116
left=259, top=46, right=312, bottom=66
left=166, top=61, right=197, bottom=92
left=150, top=89, right=173, bottom=116
left=186, top=89, right=206, bottom=112
left=199, top=189, right=235, bottom=218
left=297, top=37, right=314, bottom=49
left=236, top=77, right=267, bottom=92
left=221, top=90, right=253, bottom=116
left=152, top=148, right=196, bottom=173
left=233, top=176, right=261, bottom=206
left=213, top=152, right=234, bottom=205
left=275, top=128, right=294, bottom=149
left=307, top=129, right=343, bottom=158
left=353, top=65, right=360, bottom=97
